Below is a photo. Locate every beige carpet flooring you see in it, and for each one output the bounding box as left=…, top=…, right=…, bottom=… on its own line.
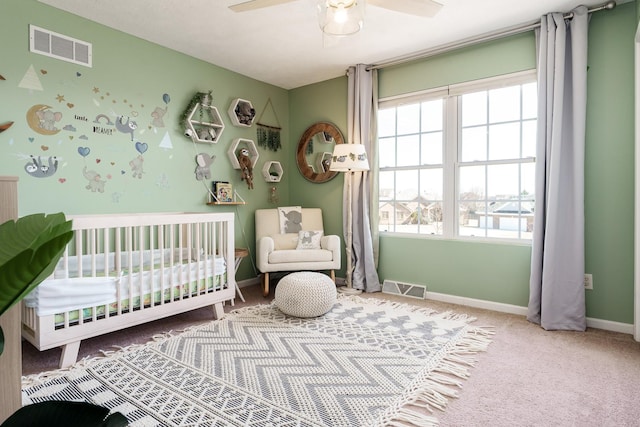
left=21, top=283, right=640, bottom=427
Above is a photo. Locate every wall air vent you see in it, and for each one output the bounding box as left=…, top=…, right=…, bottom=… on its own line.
left=382, top=280, right=427, bottom=300
left=29, top=25, right=92, bottom=67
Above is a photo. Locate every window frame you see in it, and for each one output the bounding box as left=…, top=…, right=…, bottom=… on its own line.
left=377, top=69, right=537, bottom=244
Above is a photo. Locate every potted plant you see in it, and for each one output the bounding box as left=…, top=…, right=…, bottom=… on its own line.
left=0, top=212, right=73, bottom=354
left=0, top=213, right=127, bottom=426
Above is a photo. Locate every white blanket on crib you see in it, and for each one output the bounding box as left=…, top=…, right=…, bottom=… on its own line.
left=26, top=256, right=226, bottom=316
left=24, top=277, right=118, bottom=316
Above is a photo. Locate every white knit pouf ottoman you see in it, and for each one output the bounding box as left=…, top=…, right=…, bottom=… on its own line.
left=275, top=271, right=337, bottom=318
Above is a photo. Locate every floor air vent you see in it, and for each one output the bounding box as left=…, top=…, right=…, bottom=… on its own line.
left=382, top=280, right=427, bottom=300
left=29, top=25, right=92, bottom=67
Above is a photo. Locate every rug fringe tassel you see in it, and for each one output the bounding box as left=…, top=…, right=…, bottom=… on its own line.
left=383, top=407, right=440, bottom=427
left=372, top=306, right=494, bottom=427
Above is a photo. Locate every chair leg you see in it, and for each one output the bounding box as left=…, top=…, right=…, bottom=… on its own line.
left=262, top=272, right=270, bottom=297
left=330, top=270, right=335, bottom=283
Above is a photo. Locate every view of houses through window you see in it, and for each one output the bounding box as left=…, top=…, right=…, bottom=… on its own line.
left=378, top=71, right=537, bottom=241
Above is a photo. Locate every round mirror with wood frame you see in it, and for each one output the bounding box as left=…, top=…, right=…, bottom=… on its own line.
left=296, top=122, right=344, bottom=183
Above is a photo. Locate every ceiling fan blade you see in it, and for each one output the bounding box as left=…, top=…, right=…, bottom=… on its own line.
left=229, top=0, right=298, bottom=12
left=367, top=0, right=443, bottom=18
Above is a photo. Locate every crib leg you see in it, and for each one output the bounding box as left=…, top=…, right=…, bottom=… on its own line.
left=59, top=341, right=81, bottom=368
left=212, top=302, right=224, bottom=320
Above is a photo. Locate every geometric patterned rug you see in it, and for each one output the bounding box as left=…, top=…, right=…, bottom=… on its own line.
left=22, top=295, right=493, bottom=426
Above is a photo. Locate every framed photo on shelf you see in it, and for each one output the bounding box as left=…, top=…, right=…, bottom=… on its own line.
left=215, top=182, right=233, bottom=202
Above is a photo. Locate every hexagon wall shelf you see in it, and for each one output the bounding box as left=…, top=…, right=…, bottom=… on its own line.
left=184, top=93, right=225, bottom=144
left=228, top=98, right=255, bottom=127
left=227, top=138, right=259, bottom=169
left=262, top=161, right=283, bottom=182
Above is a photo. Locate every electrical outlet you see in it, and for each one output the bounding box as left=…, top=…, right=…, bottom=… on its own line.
left=584, top=273, right=593, bottom=290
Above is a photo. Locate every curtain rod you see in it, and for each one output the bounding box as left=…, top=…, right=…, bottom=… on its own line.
left=367, top=0, right=616, bottom=71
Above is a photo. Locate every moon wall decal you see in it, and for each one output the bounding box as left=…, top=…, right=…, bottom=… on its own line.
left=26, top=104, right=63, bottom=135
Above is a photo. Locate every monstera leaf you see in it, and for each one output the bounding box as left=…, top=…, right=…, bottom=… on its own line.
left=0, top=213, right=73, bottom=355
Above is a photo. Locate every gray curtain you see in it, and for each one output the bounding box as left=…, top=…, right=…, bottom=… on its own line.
left=345, top=64, right=381, bottom=292
left=528, top=6, right=588, bottom=331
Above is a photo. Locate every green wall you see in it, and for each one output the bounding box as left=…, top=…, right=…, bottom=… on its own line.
left=376, top=33, right=537, bottom=310
left=2, top=0, right=637, bottom=324
left=291, top=2, right=637, bottom=324
left=289, top=77, right=349, bottom=276
left=0, top=0, right=292, bottom=281
left=583, top=3, right=636, bottom=322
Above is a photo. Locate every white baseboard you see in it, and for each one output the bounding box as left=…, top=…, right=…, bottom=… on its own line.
left=424, top=291, right=635, bottom=335
left=585, top=317, right=634, bottom=335
left=425, top=291, right=528, bottom=316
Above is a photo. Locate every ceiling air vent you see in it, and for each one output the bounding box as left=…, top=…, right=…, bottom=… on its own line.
left=29, top=25, right=92, bottom=67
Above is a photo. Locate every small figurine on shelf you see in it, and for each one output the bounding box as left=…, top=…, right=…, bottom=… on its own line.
left=237, top=148, right=254, bottom=190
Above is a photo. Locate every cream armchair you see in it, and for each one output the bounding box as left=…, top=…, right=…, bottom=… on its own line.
left=255, top=208, right=340, bottom=296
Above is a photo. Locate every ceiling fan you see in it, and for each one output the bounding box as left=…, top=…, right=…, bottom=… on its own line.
left=229, top=0, right=443, bottom=18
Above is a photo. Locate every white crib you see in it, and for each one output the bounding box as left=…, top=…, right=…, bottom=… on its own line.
left=21, top=212, right=236, bottom=368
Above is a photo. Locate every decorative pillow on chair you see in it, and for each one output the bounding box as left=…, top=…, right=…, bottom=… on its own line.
left=296, top=230, right=323, bottom=250
left=278, top=206, right=303, bottom=234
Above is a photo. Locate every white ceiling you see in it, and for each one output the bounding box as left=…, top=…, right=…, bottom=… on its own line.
left=38, top=0, right=619, bottom=90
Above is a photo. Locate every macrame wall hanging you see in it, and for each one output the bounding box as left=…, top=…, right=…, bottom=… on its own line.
left=256, top=97, right=282, bottom=152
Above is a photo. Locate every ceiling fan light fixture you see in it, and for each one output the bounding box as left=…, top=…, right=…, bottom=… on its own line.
left=317, top=0, right=364, bottom=36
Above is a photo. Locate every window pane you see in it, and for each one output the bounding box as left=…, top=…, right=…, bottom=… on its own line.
left=397, top=104, right=420, bottom=135
left=378, top=108, right=396, bottom=137
left=489, top=86, right=520, bottom=123
left=488, top=123, right=520, bottom=160
left=461, top=91, right=487, bottom=127
left=379, top=170, right=394, bottom=200
left=521, top=162, right=535, bottom=200
left=487, top=164, right=518, bottom=198
left=379, top=200, right=395, bottom=232
left=421, top=132, right=443, bottom=165
left=459, top=201, right=487, bottom=237
left=522, top=120, right=536, bottom=158
left=418, top=201, right=444, bottom=236
left=522, top=82, right=537, bottom=119
left=396, top=170, right=418, bottom=200
left=459, top=165, right=485, bottom=198
left=420, top=168, right=443, bottom=199
left=379, top=136, right=396, bottom=168
left=461, top=126, right=487, bottom=162
left=397, top=135, right=420, bottom=167
left=421, top=99, right=443, bottom=132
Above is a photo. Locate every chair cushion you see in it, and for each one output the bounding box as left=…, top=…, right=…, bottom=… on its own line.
left=275, top=271, right=336, bottom=318
left=269, top=249, right=333, bottom=264
left=271, top=233, right=298, bottom=250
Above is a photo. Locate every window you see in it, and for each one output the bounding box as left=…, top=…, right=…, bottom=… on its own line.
left=378, top=71, right=537, bottom=241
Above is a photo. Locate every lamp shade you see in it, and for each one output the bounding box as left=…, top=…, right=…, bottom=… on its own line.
left=329, top=144, right=370, bottom=172
left=317, top=0, right=364, bottom=36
